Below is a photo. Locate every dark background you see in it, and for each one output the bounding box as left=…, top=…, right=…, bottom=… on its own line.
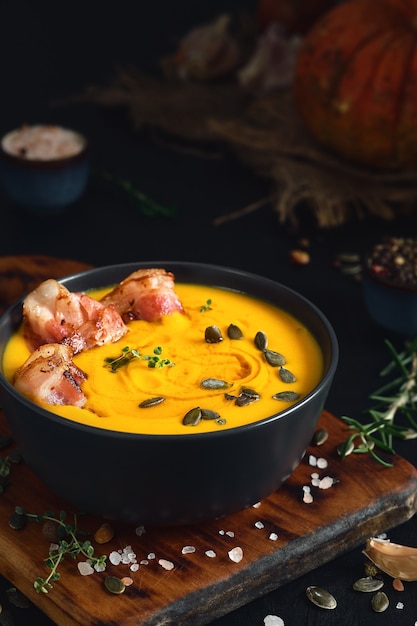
left=0, top=1, right=417, bottom=624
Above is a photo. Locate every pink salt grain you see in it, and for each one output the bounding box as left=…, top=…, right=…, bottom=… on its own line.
left=228, top=547, right=243, bottom=563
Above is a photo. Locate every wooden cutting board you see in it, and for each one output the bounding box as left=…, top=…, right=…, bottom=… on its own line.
left=0, top=256, right=416, bottom=626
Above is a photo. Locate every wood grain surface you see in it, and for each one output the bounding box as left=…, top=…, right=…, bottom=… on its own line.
left=0, top=256, right=416, bottom=625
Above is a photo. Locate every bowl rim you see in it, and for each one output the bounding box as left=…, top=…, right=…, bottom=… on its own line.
left=0, top=261, right=339, bottom=441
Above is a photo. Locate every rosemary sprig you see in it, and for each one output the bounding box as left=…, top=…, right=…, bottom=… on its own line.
left=340, top=338, right=417, bottom=467
left=95, top=169, right=178, bottom=218
left=104, top=345, right=174, bottom=372
left=12, top=507, right=106, bottom=594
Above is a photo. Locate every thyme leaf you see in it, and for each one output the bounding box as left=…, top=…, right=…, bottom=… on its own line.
left=104, top=345, right=174, bottom=372
left=340, top=338, right=417, bottom=466
left=200, top=299, right=212, bottom=312
left=11, top=507, right=106, bottom=594
left=95, top=169, right=178, bottom=218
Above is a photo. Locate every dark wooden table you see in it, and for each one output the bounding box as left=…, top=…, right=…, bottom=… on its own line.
left=1, top=2, right=417, bottom=624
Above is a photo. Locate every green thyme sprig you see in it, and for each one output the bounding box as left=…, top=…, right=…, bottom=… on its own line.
left=340, top=338, right=417, bottom=467
left=95, top=169, right=178, bottom=218
left=200, top=299, right=212, bottom=312
left=13, top=507, right=106, bottom=594
left=104, top=345, right=174, bottom=372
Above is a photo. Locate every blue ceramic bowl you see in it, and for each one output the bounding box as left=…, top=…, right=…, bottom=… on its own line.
left=0, top=262, right=338, bottom=525
left=0, top=125, right=89, bottom=215
left=363, top=267, right=417, bottom=337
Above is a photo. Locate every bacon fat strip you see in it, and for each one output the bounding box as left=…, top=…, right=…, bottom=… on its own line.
left=13, top=343, right=87, bottom=408
left=100, top=268, right=184, bottom=323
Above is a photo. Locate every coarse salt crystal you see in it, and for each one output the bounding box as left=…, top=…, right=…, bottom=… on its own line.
left=302, top=485, right=311, bottom=492
left=109, top=551, right=122, bottom=566
left=226, top=530, right=235, bottom=537
left=218, top=530, right=225, bottom=535
left=396, top=602, right=404, bottom=609
left=205, top=550, right=216, bottom=558
left=182, top=545, right=196, bottom=554
left=140, top=560, right=149, bottom=565
left=269, top=533, right=278, bottom=541
left=303, top=491, right=314, bottom=504
left=159, top=559, right=175, bottom=571
left=148, top=552, right=156, bottom=560
left=317, top=457, right=328, bottom=469
left=135, top=525, right=146, bottom=536
left=308, top=454, right=317, bottom=466
left=78, top=561, right=94, bottom=576
left=319, top=476, right=334, bottom=489
left=94, top=561, right=106, bottom=573
left=255, top=521, right=265, bottom=529
left=253, top=501, right=261, bottom=508
left=264, top=615, right=284, bottom=626
left=130, top=563, right=140, bottom=572
left=228, top=547, right=243, bottom=563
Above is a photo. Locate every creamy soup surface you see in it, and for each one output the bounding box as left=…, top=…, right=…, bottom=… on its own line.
left=4, top=284, right=324, bottom=435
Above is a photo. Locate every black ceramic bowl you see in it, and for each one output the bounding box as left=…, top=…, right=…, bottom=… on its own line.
left=0, top=262, right=338, bottom=526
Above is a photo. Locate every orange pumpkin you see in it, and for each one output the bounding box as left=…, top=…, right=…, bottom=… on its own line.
left=293, top=0, right=417, bottom=170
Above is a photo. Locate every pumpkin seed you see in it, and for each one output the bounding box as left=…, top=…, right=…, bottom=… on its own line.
left=272, top=391, right=300, bottom=402
left=182, top=407, right=202, bottom=426
left=201, top=408, right=221, bottom=420
left=104, top=576, right=126, bottom=595
left=254, top=331, right=268, bottom=351
left=94, top=522, right=115, bottom=544
left=235, top=387, right=260, bottom=407
left=139, top=396, right=165, bottom=408
left=353, top=577, right=384, bottom=592
left=8, top=509, right=26, bottom=530
left=205, top=325, right=223, bottom=343
left=337, top=439, right=355, bottom=457
left=264, top=349, right=286, bottom=367
left=306, top=585, right=337, bottom=609
left=371, top=591, right=389, bottom=612
left=279, top=366, right=297, bottom=383
left=200, top=378, right=232, bottom=390
left=311, top=428, right=328, bottom=446
left=227, top=324, right=243, bottom=339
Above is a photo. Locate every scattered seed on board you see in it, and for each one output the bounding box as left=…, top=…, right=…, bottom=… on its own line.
left=104, top=576, right=126, bottom=595
left=306, top=585, right=337, bottom=609
left=94, top=522, right=114, bottom=544
left=371, top=591, right=389, bottom=612
left=8, top=508, right=26, bottom=531
left=311, top=428, right=329, bottom=446
left=393, top=578, right=404, bottom=591
left=353, top=577, right=384, bottom=592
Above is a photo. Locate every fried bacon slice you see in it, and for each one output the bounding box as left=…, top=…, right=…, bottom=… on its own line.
left=100, top=268, right=184, bottom=323
left=13, top=343, right=87, bottom=408
left=22, top=278, right=128, bottom=353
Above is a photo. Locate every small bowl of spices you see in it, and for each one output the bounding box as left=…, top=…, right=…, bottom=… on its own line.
left=0, top=124, right=89, bottom=215
left=363, top=236, right=417, bottom=337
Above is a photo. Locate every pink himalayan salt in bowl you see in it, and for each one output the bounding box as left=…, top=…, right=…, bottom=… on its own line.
left=0, top=124, right=89, bottom=215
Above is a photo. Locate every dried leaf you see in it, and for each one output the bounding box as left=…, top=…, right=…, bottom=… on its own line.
left=363, top=537, right=417, bottom=581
